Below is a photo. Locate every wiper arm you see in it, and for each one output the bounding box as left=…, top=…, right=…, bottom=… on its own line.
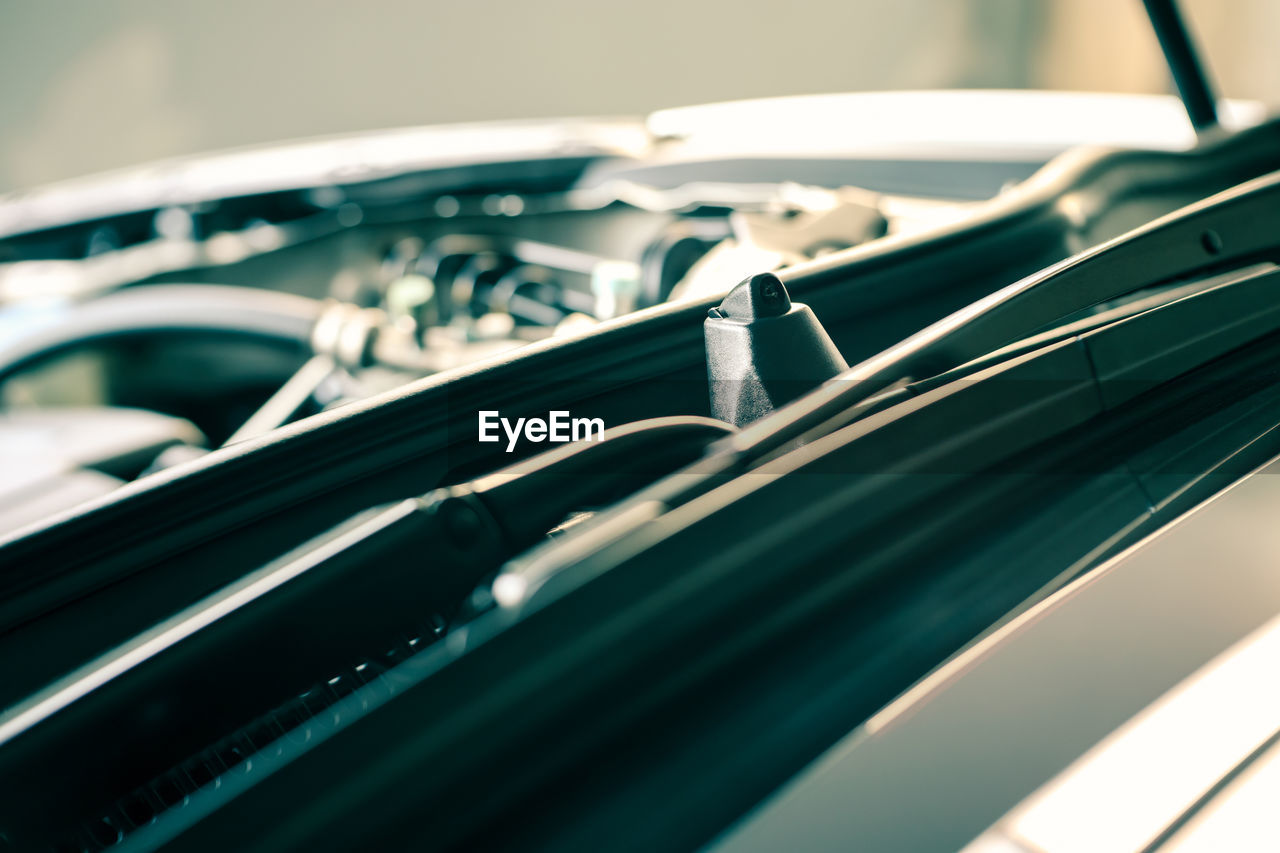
left=505, top=259, right=1280, bottom=612
left=737, top=169, right=1280, bottom=458
left=0, top=416, right=733, bottom=847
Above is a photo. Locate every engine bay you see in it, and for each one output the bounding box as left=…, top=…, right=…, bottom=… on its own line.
left=0, top=118, right=1007, bottom=534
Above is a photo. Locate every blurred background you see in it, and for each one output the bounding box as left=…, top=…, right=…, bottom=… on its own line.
left=1, top=0, right=1277, bottom=192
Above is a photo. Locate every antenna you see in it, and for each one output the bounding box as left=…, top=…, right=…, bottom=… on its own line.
left=1141, top=0, right=1219, bottom=133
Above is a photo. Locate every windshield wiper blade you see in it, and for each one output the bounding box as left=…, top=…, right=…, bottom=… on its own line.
left=732, top=168, right=1280, bottom=460
left=0, top=415, right=733, bottom=849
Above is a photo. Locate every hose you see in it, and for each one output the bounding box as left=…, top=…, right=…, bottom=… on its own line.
left=0, top=285, right=323, bottom=384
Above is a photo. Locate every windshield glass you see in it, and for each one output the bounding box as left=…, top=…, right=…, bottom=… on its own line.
left=0, top=0, right=1272, bottom=191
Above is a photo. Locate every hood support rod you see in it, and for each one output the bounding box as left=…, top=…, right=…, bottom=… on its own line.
left=1142, top=0, right=1219, bottom=133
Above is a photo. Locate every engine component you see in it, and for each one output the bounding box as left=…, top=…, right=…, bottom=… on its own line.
left=670, top=185, right=889, bottom=301
left=0, top=407, right=205, bottom=534
left=0, top=285, right=318, bottom=385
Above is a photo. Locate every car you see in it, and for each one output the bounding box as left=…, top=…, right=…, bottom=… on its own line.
left=0, top=1, right=1278, bottom=850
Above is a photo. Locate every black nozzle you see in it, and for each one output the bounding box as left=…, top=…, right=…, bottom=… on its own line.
left=705, top=273, right=848, bottom=427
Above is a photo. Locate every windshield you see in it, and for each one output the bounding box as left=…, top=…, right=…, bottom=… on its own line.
left=0, top=0, right=1272, bottom=192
